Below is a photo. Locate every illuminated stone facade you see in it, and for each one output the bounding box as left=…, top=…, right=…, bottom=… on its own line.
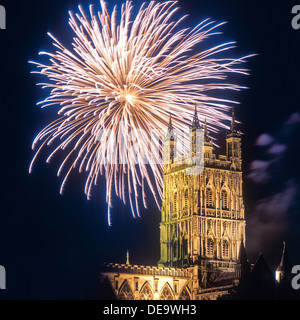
left=99, top=108, right=246, bottom=300
left=158, top=108, right=246, bottom=277
left=99, top=262, right=232, bottom=300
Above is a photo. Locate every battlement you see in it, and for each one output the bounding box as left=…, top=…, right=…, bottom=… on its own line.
left=102, top=262, right=192, bottom=278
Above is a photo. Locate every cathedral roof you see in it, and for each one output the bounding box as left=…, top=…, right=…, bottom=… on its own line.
left=251, top=253, right=275, bottom=283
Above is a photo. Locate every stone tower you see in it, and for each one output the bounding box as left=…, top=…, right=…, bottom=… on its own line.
left=158, top=107, right=246, bottom=285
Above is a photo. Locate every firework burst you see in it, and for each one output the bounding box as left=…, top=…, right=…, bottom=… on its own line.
left=29, top=0, right=252, bottom=225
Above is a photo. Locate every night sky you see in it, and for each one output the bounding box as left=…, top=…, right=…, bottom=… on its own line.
left=0, top=0, right=299, bottom=299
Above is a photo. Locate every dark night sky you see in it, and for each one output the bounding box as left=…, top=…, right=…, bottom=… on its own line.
left=0, top=0, right=299, bottom=299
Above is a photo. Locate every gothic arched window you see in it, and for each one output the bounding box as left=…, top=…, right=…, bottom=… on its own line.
left=174, top=192, right=177, bottom=213
left=206, top=188, right=213, bottom=208
left=184, top=189, right=188, bottom=209
left=235, top=175, right=238, bottom=190
left=207, top=238, right=214, bottom=257
left=223, top=240, right=229, bottom=258
left=179, top=286, right=191, bottom=300
left=221, top=190, right=228, bottom=209
left=159, top=284, right=173, bottom=300
left=118, top=281, right=134, bottom=300
left=139, top=282, right=153, bottom=300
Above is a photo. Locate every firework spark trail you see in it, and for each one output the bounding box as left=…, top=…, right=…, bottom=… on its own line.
left=29, top=0, right=253, bottom=225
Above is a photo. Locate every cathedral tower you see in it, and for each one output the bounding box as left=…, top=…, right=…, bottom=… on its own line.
left=158, top=108, right=246, bottom=284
